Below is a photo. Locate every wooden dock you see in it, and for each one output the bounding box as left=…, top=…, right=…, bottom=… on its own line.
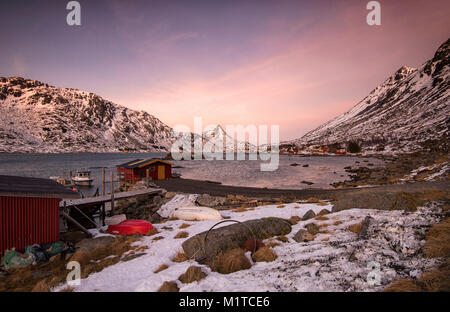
left=59, top=188, right=164, bottom=236
left=60, top=188, right=163, bottom=208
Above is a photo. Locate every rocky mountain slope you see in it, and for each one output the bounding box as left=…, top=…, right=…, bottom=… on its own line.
left=291, top=38, right=450, bottom=153
left=0, top=77, right=174, bottom=153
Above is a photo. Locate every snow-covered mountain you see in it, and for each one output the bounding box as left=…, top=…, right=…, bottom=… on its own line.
left=290, top=38, right=450, bottom=153
left=174, top=124, right=257, bottom=154
left=0, top=77, right=174, bottom=153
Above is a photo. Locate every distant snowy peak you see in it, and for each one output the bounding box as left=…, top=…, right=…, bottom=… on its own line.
left=292, top=38, right=450, bottom=153
left=0, top=77, right=174, bottom=153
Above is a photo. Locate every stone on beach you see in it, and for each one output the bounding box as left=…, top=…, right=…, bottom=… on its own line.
left=302, top=209, right=316, bottom=220
left=182, top=218, right=292, bottom=261
left=293, top=229, right=315, bottom=242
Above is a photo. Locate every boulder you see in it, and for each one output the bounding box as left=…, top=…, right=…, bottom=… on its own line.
left=196, top=194, right=226, bottom=207
left=105, top=214, right=127, bottom=226
left=305, top=223, right=320, bottom=235
left=318, top=209, right=330, bottom=215
left=149, top=212, right=163, bottom=224
left=75, top=236, right=115, bottom=252
left=182, top=218, right=291, bottom=261
left=293, top=229, right=315, bottom=242
left=302, top=209, right=316, bottom=220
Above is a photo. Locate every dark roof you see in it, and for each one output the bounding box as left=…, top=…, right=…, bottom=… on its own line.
left=117, top=158, right=173, bottom=169
left=0, top=175, right=80, bottom=199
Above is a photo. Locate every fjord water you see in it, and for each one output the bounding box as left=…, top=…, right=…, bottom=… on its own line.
left=0, top=153, right=384, bottom=196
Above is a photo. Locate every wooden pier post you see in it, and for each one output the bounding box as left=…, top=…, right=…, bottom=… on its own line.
left=101, top=203, right=106, bottom=226
left=110, top=171, right=115, bottom=215
left=102, top=167, right=105, bottom=196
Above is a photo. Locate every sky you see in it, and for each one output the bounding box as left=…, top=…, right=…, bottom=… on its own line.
left=1, top=0, right=449, bottom=140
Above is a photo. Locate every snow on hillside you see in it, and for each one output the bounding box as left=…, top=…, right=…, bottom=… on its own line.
left=290, top=38, right=450, bottom=153
left=53, top=200, right=443, bottom=292
left=0, top=77, right=174, bottom=153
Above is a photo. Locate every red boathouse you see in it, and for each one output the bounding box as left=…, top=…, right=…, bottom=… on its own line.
left=117, top=158, right=173, bottom=184
left=0, top=175, right=79, bottom=257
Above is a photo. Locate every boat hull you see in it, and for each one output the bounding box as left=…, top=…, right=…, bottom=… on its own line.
left=71, top=179, right=93, bottom=186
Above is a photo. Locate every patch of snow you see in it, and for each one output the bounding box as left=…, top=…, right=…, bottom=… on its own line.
left=53, top=200, right=443, bottom=292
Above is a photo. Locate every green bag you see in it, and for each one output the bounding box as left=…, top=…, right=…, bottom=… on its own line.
left=1, top=250, right=35, bottom=269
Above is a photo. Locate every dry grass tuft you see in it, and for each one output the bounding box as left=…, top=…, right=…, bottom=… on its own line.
left=384, top=264, right=450, bottom=292
left=233, top=207, right=247, bottom=212
left=178, top=266, right=207, bottom=284
left=266, top=241, right=281, bottom=248
left=58, top=286, right=74, bottom=292
left=306, top=197, right=319, bottom=203
left=276, top=205, right=285, bottom=208
left=70, top=248, right=91, bottom=266
left=276, top=236, right=289, bottom=243
left=208, top=248, right=252, bottom=274
left=174, top=231, right=189, bottom=239
left=154, top=264, right=169, bottom=273
left=316, top=202, right=329, bottom=206
left=152, top=236, right=164, bottom=241
left=423, top=218, right=450, bottom=258
left=158, top=281, right=179, bottom=292
left=242, top=239, right=264, bottom=253
left=172, top=252, right=188, bottom=263
left=348, top=222, right=364, bottom=235
left=315, top=216, right=329, bottom=221
left=251, top=246, right=277, bottom=262
left=333, top=220, right=342, bottom=226
left=288, top=215, right=302, bottom=225
left=146, top=228, right=159, bottom=236
left=178, top=223, right=191, bottom=229
left=0, top=235, right=143, bottom=292
left=397, top=190, right=448, bottom=211
left=31, top=279, right=50, bottom=292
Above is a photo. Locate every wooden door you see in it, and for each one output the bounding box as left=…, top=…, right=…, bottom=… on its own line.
left=157, top=165, right=165, bottom=180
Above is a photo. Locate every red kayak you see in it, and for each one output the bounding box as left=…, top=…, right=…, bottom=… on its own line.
left=107, top=220, right=153, bottom=235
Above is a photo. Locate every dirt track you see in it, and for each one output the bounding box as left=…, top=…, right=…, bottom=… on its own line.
left=154, top=178, right=449, bottom=199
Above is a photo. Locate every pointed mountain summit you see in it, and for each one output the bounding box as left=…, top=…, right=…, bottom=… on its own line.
left=291, top=38, right=450, bottom=153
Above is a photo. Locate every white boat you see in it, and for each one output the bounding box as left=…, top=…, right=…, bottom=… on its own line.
left=172, top=206, right=223, bottom=221
left=72, top=170, right=93, bottom=186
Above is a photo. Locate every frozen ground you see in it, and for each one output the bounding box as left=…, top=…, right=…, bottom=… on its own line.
left=52, top=198, right=445, bottom=292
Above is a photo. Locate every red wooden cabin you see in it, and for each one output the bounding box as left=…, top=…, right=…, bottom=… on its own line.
left=117, top=158, right=173, bottom=184
left=0, top=175, right=79, bottom=257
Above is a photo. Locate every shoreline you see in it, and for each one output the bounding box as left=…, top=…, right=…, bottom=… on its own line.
left=154, top=178, right=450, bottom=199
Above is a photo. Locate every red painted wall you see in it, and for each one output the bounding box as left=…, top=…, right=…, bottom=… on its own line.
left=117, top=163, right=172, bottom=184
left=0, top=196, right=60, bottom=258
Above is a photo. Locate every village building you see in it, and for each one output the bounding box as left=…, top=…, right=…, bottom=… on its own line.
left=0, top=175, right=79, bottom=257
left=116, top=158, right=173, bottom=184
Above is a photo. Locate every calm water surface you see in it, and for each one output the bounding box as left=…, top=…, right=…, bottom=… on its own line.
left=0, top=153, right=384, bottom=196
